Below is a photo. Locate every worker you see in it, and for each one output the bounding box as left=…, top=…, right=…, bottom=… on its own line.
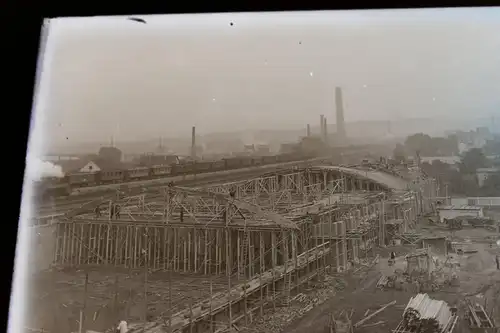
left=115, top=204, right=121, bottom=219
left=496, top=255, right=499, bottom=270
left=94, top=205, right=101, bottom=218
left=390, top=251, right=396, bottom=260
left=117, top=320, right=128, bottom=333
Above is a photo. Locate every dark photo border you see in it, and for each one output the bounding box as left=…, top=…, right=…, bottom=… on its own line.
left=5, top=1, right=498, bottom=331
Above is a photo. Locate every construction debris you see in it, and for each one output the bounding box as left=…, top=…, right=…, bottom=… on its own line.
left=243, top=276, right=347, bottom=333
left=465, top=298, right=495, bottom=329
left=353, top=300, right=395, bottom=328
left=329, top=310, right=353, bottom=333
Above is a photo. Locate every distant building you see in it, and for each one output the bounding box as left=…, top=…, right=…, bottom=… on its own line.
left=476, top=167, right=500, bottom=187
left=55, top=157, right=128, bottom=175
left=54, top=146, right=125, bottom=175
left=243, top=144, right=255, bottom=154
left=54, top=159, right=88, bottom=175
left=451, top=196, right=500, bottom=208
left=437, top=205, right=484, bottom=223
left=256, top=144, right=271, bottom=155
left=80, top=160, right=101, bottom=173
left=98, top=146, right=122, bottom=163
left=78, top=159, right=127, bottom=173
left=138, top=153, right=180, bottom=167
left=299, top=136, right=327, bottom=155
left=420, top=156, right=461, bottom=165
left=280, top=143, right=299, bottom=154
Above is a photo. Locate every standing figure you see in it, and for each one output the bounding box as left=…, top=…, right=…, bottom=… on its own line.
left=496, top=254, right=499, bottom=270
left=115, top=204, right=121, bottom=219
left=94, top=205, right=101, bottom=218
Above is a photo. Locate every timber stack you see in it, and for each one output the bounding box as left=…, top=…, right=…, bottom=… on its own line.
left=401, top=294, right=457, bottom=333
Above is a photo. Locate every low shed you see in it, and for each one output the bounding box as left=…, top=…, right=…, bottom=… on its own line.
left=437, top=205, right=483, bottom=223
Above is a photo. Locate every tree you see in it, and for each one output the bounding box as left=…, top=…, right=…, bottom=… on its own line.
left=483, top=139, right=500, bottom=156
left=480, top=172, right=500, bottom=196
left=405, top=133, right=435, bottom=156
left=459, top=148, right=488, bottom=174
left=404, top=133, right=459, bottom=157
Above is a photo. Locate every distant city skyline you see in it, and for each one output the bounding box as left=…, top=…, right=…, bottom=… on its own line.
left=35, top=8, right=500, bottom=153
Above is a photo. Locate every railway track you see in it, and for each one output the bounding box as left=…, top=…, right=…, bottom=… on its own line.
left=33, top=164, right=296, bottom=219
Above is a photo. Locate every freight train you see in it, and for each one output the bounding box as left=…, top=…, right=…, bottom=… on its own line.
left=35, top=152, right=321, bottom=199
left=34, top=144, right=380, bottom=200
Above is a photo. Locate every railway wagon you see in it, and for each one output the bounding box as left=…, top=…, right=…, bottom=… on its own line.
left=195, top=160, right=215, bottom=173
left=151, top=165, right=172, bottom=177
left=262, top=155, right=278, bottom=164
left=224, top=157, right=245, bottom=170
left=127, top=166, right=151, bottom=179
left=67, top=172, right=99, bottom=186
left=101, top=170, right=126, bottom=184
left=173, top=162, right=196, bottom=175
left=240, top=157, right=254, bottom=167
left=252, top=156, right=264, bottom=166
left=211, top=160, right=225, bottom=170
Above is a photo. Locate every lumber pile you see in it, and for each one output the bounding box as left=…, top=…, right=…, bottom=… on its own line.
left=402, top=294, right=455, bottom=333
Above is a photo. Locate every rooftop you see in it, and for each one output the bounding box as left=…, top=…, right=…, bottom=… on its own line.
left=438, top=205, right=482, bottom=211
left=477, top=167, right=500, bottom=173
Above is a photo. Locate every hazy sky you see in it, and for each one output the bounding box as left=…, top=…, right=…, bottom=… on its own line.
left=35, top=8, right=500, bottom=148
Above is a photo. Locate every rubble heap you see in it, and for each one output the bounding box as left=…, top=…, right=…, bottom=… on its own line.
left=241, top=276, right=346, bottom=333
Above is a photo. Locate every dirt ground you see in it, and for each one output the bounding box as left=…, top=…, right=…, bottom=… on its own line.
left=26, top=224, right=499, bottom=333
left=26, top=267, right=229, bottom=333
left=264, top=226, right=500, bottom=333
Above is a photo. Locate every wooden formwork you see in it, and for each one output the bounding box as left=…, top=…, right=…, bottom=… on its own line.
left=53, top=218, right=356, bottom=277
left=126, top=242, right=333, bottom=333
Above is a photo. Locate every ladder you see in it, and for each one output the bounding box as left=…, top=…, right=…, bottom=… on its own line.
left=241, top=230, right=250, bottom=279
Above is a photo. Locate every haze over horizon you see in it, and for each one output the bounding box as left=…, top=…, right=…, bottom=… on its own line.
left=35, top=8, right=500, bottom=151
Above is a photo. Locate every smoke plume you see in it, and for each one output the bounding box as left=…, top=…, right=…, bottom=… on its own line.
left=25, top=154, right=64, bottom=181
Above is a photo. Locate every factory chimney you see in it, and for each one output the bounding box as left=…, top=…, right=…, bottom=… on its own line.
left=335, top=87, right=347, bottom=144
left=320, top=114, right=325, bottom=138
left=306, top=124, right=311, bottom=137
left=323, top=117, right=328, bottom=143
left=191, top=126, right=196, bottom=159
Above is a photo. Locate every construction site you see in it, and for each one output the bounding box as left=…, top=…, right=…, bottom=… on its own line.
left=25, top=158, right=500, bottom=333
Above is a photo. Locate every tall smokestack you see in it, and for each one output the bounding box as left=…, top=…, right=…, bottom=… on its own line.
left=191, top=126, right=196, bottom=159
left=306, top=124, right=311, bottom=137
left=320, top=114, right=325, bottom=138
left=335, top=87, right=346, bottom=144
left=323, top=117, right=328, bottom=143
